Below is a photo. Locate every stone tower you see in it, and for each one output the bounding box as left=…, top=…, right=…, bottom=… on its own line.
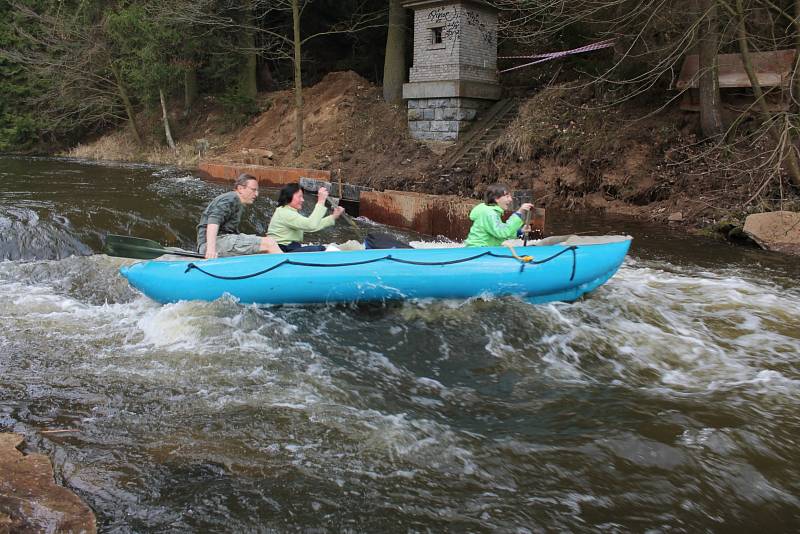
left=402, top=0, right=501, bottom=142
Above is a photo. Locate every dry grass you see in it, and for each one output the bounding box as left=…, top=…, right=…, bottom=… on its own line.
left=488, top=86, right=572, bottom=162
left=65, top=130, right=203, bottom=166
left=488, top=84, right=618, bottom=169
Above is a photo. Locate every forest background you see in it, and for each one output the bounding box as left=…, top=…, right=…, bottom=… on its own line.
left=2, top=0, right=800, bottom=235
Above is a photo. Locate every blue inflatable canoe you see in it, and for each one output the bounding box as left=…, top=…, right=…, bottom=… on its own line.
left=119, top=236, right=632, bottom=305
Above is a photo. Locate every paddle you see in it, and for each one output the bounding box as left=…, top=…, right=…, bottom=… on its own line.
left=298, top=178, right=364, bottom=241
left=530, top=207, right=546, bottom=239
left=325, top=196, right=364, bottom=240
left=104, top=234, right=204, bottom=260
left=521, top=207, right=546, bottom=244
left=523, top=209, right=532, bottom=246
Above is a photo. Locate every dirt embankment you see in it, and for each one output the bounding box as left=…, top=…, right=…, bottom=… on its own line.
left=216, top=71, right=440, bottom=192
left=471, top=85, right=800, bottom=230
left=215, top=71, right=798, bottom=233
left=71, top=70, right=799, bottom=234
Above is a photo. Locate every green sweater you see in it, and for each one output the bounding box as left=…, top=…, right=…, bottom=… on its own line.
left=267, top=204, right=335, bottom=245
left=464, top=203, right=524, bottom=247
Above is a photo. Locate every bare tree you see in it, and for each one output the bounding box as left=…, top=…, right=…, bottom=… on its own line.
left=164, top=0, right=383, bottom=157
left=271, top=0, right=385, bottom=156
left=793, top=0, right=800, bottom=112
left=160, top=88, right=177, bottom=150
left=492, top=0, right=800, bottom=202
left=291, top=0, right=304, bottom=155
left=731, top=0, right=800, bottom=187
left=697, top=0, right=724, bottom=138
left=238, top=1, right=259, bottom=100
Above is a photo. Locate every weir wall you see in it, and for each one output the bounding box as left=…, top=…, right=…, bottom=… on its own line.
left=196, top=164, right=534, bottom=241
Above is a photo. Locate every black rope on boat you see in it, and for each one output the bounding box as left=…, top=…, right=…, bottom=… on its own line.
left=183, top=246, right=578, bottom=281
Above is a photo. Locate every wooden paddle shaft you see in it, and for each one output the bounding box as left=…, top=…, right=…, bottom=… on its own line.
left=523, top=209, right=532, bottom=246
left=300, top=177, right=363, bottom=239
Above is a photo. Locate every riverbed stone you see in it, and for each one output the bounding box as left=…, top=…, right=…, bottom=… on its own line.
left=743, top=210, right=800, bottom=255
left=0, top=433, right=97, bottom=534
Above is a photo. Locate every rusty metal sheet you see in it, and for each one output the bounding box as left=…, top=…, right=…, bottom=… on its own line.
left=360, top=190, right=478, bottom=240
left=197, top=163, right=330, bottom=188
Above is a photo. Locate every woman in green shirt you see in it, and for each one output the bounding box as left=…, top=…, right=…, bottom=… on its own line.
left=267, top=183, right=345, bottom=252
left=464, top=184, right=533, bottom=247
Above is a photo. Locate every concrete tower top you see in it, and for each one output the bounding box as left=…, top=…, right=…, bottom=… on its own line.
left=402, top=0, right=501, bottom=142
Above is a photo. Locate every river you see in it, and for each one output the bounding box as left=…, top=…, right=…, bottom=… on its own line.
left=1, top=156, right=799, bottom=532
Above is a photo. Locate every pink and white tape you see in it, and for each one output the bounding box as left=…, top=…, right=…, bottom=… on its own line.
left=498, top=39, right=615, bottom=73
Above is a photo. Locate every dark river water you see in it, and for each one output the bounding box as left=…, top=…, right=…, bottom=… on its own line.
left=1, top=156, right=799, bottom=532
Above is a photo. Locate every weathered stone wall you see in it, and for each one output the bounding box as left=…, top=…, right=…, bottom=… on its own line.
left=409, top=5, right=460, bottom=82
left=455, top=5, right=497, bottom=82
left=407, top=97, right=491, bottom=141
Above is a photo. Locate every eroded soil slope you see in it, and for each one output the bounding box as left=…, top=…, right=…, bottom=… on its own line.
left=218, top=73, right=799, bottom=230
left=219, top=71, right=442, bottom=192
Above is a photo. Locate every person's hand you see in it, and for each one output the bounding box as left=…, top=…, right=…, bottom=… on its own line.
left=519, top=202, right=533, bottom=212
left=522, top=224, right=531, bottom=234
left=332, top=206, right=345, bottom=219
left=205, top=246, right=218, bottom=259
left=318, top=187, right=329, bottom=204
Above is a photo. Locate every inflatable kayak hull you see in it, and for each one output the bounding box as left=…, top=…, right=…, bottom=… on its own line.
left=119, top=238, right=632, bottom=305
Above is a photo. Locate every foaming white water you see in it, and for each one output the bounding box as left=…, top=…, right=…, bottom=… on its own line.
left=0, top=278, right=146, bottom=332
left=148, top=171, right=224, bottom=198
left=3, top=245, right=799, bottom=503
left=533, top=258, right=800, bottom=397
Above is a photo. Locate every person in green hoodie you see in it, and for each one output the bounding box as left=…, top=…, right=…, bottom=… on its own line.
left=464, top=184, right=533, bottom=247
left=267, top=183, right=345, bottom=252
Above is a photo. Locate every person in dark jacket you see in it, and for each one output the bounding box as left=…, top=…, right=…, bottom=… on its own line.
left=197, top=174, right=282, bottom=259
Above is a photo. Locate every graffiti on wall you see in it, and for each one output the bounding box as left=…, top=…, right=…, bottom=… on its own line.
left=426, top=6, right=495, bottom=46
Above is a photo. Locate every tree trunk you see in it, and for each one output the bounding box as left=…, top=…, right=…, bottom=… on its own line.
left=110, top=63, right=142, bottom=146
left=292, top=0, right=303, bottom=156
left=238, top=5, right=258, bottom=100
left=697, top=0, right=724, bottom=138
left=382, top=0, right=406, bottom=105
left=793, top=0, right=800, bottom=113
left=735, top=0, right=800, bottom=188
left=184, top=67, right=198, bottom=116
left=159, top=88, right=177, bottom=151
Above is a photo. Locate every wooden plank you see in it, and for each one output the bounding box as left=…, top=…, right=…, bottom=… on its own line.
left=676, top=49, right=795, bottom=90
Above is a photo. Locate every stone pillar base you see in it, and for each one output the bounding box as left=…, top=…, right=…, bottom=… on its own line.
left=403, top=80, right=502, bottom=142
left=407, top=97, right=493, bottom=141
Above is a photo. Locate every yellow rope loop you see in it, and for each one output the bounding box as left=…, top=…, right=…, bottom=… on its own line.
left=505, top=243, right=534, bottom=263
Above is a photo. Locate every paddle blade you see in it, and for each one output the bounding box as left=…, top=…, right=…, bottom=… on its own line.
left=104, top=234, right=203, bottom=260
left=530, top=208, right=546, bottom=239
left=364, top=232, right=412, bottom=249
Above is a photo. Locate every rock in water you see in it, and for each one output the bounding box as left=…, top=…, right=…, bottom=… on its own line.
left=743, top=211, right=800, bottom=255
left=0, top=433, right=96, bottom=533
